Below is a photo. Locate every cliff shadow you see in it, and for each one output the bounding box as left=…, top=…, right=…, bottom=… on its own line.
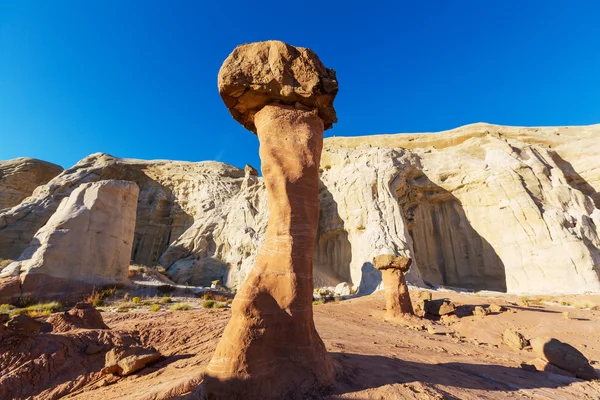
left=313, top=183, right=353, bottom=287
left=550, top=151, right=600, bottom=209
left=396, top=169, right=507, bottom=292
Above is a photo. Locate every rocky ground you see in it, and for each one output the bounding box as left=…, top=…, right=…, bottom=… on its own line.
left=1, top=288, right=599, bottom=400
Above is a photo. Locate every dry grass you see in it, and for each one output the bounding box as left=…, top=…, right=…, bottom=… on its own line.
left=150, top=304, right=161, bottom=312
left=10, top=302, right=62, bottom=318
left=0, top=259, right=14, bottom=270
left=170, top=303, right=193, bottom=311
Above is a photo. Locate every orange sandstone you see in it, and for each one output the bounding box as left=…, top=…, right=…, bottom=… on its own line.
left=200, top=41, right=338, bottom=399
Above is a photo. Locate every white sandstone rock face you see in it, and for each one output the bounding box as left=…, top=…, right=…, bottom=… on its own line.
left=1, top=123, right=599, bottom=295
left=0, top=180, right=139, bottom=302
left=0, top=158, right=63, bottom=210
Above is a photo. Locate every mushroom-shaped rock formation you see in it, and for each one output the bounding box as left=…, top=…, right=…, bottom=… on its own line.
left=201, top=41, right=338, bottom=399
left=373, top=254, right=415, bottom=318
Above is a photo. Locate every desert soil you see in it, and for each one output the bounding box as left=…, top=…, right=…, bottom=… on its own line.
left=25, top=289, right=594, bottom=400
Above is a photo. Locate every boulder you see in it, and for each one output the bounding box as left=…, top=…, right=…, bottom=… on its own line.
left=334, top=282, right=351, bottom=296
left=488, top=304, right=505, bottom=313
left=530, top=336, right=598, bottom=380
left=101, top=346, right=161, bottom=376
left=217, top=40, right=338, bottom=133
left=424, top=299, right=455, bottom=316
left=0, top=180, right=139, bottom=303
left=503, top=328, right=529, bottom=350
left=473, top=305, right=490, bottom=317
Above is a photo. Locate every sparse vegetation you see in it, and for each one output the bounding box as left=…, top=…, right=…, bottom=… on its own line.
left=160, top=297, right=172, bottom=304
left=200, top=292, right=230, bottom=302
left=312, top=299, right=324, bottom=306
left=132, top=297, right=141, bottom=304
left=0, top=259, right=13, bottom=270
left=201, top=300, right=226, bottom=309
left=16, top=296, right=38, bottom=308
left=170, top=303, right=193, bottom=311
left=150, top=304, right=161, bottom=312
left=10, top=302, right=62, bottom=318
left=0, top=304, right=16, bottom=314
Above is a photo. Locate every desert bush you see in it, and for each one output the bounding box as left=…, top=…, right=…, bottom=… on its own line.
left=92, top=298, right=104, bottom=307
left=132, top=297, right=141, bottom=304
left=0, top=259, right=13, bottom=270
left=0, top=304, right=16, bottom=314
left=200, top=292, right=230, bottom=302
left=202, top=300, right=216, bottom=308
left=312, top=300, right=324, bottom=306
left=160, top=297, right=172, bottom=304
left=150, top=304, right=161, bottom=312
left=170, top=303, right=193, bottom=311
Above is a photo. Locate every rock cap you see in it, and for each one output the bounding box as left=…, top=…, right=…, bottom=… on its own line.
left=218, top=40, right=338, bottom=133
left=373, top=254, right=412, bottom=273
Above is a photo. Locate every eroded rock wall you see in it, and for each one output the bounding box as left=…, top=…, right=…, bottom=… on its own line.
left=1, top=124, right=599, bottom=294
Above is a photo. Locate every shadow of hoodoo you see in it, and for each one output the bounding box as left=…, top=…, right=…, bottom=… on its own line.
left=396, top=168, right=507, bottom=292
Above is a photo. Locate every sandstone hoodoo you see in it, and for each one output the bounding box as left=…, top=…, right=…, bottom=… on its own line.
left=200, top=41, right=338, bottom=399
left=0, top=180, right=139, bottom=304
left=373, top=254, right=414, bottom=318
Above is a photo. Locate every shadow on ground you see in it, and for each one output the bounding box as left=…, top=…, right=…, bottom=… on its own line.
left=328, top=352, right=577, bottom=398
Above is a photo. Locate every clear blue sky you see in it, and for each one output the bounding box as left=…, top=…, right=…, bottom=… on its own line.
left=1, top=2, right=599, bottom=170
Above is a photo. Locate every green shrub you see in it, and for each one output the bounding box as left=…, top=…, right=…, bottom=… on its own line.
left=312, top=300, right=324, bottom=306
left=170, top=303, right=193, bottom=311
left=92, top=298, right=104, bottom=307
left=160, top=297, right=172, bottom=304
left=132, top=297, right=141, bottom=304
left=150, top=304, right=161, bottom=312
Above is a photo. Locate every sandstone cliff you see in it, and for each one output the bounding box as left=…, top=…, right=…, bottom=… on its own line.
left=1, top=123, right=599, bottom=294
left=0, top=158, right=63, bottom=210
left=0, top=180, right=139, bottom=303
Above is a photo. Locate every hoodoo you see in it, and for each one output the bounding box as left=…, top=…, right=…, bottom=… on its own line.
left=200, top=41, right=338, bottom=399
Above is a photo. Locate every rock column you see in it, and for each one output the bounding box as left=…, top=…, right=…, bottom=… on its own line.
left=202, top=104, right=334, bottom=399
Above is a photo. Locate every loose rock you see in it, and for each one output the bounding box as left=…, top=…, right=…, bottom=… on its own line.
left=530, top=336, right=598, bottom=380
left=503, top=328, right=529, bottom=350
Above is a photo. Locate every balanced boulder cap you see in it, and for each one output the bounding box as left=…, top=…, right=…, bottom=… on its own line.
left=217, top=40, right=338, bottom=133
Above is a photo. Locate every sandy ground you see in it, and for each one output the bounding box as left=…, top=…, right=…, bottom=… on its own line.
left=34, top=289, right=597, bottom=400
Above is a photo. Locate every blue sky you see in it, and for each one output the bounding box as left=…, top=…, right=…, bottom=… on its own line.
left=1, top=2, right=599, bottom=170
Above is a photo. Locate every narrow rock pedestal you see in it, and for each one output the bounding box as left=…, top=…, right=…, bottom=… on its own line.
left=373, top=254, right=414, bottom=319
left=201, top=105, right=335, bottom=399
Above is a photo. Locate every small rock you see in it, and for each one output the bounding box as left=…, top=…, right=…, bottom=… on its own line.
left=530, top=336, right=598, bottom=380
left=531, top=357, right=576, bottom=378
left=424, top=299, right=455, bottom=316
left=503, top=328, right=529, bottom=350
left=427, top=325, right=436, bottom=335
left=487, top=304, right=505, bottom=313
left=418, top=291, right=433, bottom=301
left=520, top=362, right=537, bottom=372
left=563, top=311, right=574, bottom=320
left=102, top=346, right=161, bottom=376
left=473, top=306, right=490, bottom=317
left=440, top=314, right=460, bottom=324
left=334, top=282, right=351, bottom=296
